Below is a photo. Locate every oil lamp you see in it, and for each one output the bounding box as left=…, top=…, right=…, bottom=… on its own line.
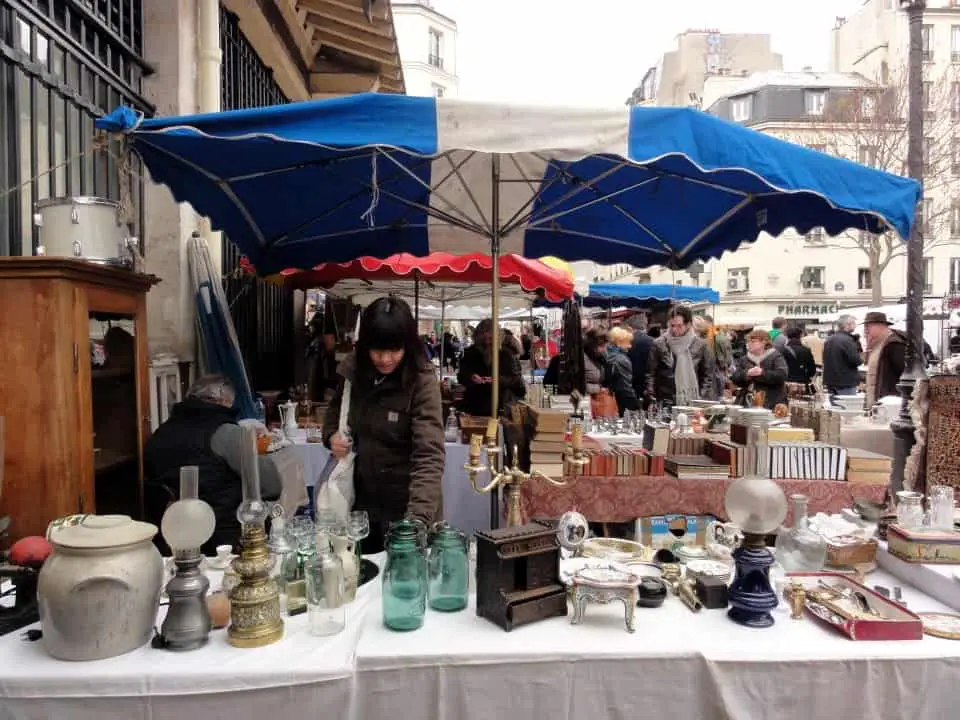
left=160, top=465, right=215, bottom=651
left=227, top=425, right=284, bottom=647
left=723, top=410, right=787, bottom=628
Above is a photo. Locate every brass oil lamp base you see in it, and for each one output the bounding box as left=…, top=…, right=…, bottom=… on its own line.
left=227, top=524, right=284, bottom=648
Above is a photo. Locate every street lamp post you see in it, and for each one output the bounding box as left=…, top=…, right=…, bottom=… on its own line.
left=891, top=0, right=927, bottom=496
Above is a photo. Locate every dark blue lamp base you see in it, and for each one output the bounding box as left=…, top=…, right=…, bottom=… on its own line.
left=727, top=536, right=778, bottom=628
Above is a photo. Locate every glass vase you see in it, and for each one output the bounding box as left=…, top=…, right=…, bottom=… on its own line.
left=774, top=494, right=827, bottom=572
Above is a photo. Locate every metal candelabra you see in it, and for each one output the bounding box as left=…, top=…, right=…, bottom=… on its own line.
left=464, top=418, right=589, bottom=528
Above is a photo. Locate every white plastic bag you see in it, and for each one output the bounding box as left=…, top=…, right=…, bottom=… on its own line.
left=315, top=381, right=355, bottom=518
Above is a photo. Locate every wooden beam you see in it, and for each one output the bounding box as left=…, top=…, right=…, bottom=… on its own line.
left=299, top=0, right=393, bottom=36
left=309, top=71, right=381, bottom=94
left=311, top=26, right=399, bottom=67
left=299, top=0, right=389, bottom=23
left=262, top=0, right=317, bottom=70
left=308, top=17, right=397, bottom=55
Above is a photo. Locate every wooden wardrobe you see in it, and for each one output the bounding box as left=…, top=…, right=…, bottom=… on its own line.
left=0, top=258, right=158, bottom=545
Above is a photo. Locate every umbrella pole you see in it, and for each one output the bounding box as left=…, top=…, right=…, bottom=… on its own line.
left=529, top=307, right=535, bottom=383
left=414, top=271, right=420, bottom=325
left=440, top=294, right=446, bottom=373
left=490, top=155, right=502, bottom=531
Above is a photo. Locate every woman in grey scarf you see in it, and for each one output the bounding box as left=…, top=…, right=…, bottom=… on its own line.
left=731, top=329, right=789, bottom=409
left=646, top=306, right=716, bottom=405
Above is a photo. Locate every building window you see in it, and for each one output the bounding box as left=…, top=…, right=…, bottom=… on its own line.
left=730, top=95, right=752, bottom=122
left=432, top=84, right=445, bottom=98
left=636, top=272, right=652, bottom=283
left=860, top=93, right=877, bottom=119
left=857, top=268, right=872, bottom=291
left=727, top=267, right=750, bottom=293
left=950, top=257, right=960, bottom=293
left=805, top=90, right=826, bottom=116
left=922, top=25, right=933, bottom=62
left=923, top=81, right=934, bottom=118
left=807, top=143, right=826, bottom=154
left=953, top=26, right=960, bottom=63
left=804, top=227, right=824, bottom=244
left=954, top=138, right=960, bottom=174
left=953, top=83, right=960, bottom=119
left=428, top=28, right=443, bottom=68
left=923, top=257, right=934, bottom=294
left=921, top=198, right=932, bottom=235
left=923, top=136, right=932, bottom=173
left=952, top=201, right=960, bottom=237
left=801, top=266, right=826, bottom=291
left=858, top=145, right=877, bottom=167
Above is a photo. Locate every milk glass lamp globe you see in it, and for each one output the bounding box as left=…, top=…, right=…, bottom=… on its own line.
left=236, top=499, right=270, bottom=526
left=162, top=499, right=216, bottom=552
left=724, top=477, right=788, bottom=535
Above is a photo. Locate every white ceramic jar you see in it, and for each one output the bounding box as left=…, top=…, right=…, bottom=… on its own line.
left=38, top=514, right=164, bottom=661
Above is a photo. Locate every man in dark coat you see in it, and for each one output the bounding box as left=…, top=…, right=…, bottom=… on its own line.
left=822, top=314, right=862, bottom=396
left=863, top=311, right=906, bottom=404
left=624, top=314, right=653, bottom=404
left=143, top=375, right=284, bottom=554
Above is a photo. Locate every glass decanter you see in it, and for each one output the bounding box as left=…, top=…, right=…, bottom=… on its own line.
left=774, top=494, right=827, bottom=572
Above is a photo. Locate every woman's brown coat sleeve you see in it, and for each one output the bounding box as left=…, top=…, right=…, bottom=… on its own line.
left=405, top=371, right=446, bottom=523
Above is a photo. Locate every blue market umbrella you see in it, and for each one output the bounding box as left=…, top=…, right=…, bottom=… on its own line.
left=97, top=94, right=920, bottom=276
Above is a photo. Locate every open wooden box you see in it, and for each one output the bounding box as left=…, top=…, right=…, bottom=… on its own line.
left=787, top=572, right=923, bottom=641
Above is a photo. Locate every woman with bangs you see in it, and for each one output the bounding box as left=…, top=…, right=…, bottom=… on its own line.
left=324, top=296, right=446, bottom=552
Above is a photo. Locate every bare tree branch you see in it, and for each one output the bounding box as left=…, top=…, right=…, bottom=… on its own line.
left=780, top=65, right=958, bottom=305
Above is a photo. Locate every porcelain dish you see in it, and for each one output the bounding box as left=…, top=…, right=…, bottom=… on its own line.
left=581, top=537, right=653, bottom=563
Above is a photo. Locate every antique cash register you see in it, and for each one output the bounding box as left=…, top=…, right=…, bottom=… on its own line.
left=475, top=521, right=567, bottom=631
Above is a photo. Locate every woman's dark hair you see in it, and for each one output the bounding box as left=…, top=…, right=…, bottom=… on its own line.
left=786, top=325, right=804, bottom=341
left=354, top=296, right=428, bottom=388
left=583, top=327, right=608, bottom=356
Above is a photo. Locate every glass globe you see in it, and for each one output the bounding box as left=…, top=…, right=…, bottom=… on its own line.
left=236, top=498, right=270, bottom=526
left=724, top=477, right=788, bottom=535
left=161, top=498, right=216, bottom=551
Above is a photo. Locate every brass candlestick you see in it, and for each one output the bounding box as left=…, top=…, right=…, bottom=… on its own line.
left=464, top=419, right=574, bottom=528
left=227, top=523, right=284, bottom=648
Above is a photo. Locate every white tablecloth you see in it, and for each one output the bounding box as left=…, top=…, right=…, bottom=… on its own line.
left=0, top=568, right=378, bottom=720
left=352, top=568, right=960, bottom=720
left=291, top=434, right=492, bottom=538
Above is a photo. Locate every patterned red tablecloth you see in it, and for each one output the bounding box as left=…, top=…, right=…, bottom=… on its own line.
left=520, top=475, right=887, bottom=524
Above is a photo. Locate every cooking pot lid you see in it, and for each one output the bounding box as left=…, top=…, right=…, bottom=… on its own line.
left=50, top=514, right=157, bottom=549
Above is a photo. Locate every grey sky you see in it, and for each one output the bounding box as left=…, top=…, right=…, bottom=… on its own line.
left=438, top=0, right=867, bottom=106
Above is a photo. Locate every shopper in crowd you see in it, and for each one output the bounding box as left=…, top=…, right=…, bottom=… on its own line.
left=802, top=327, right=825, bottom=368
left=822, top=314, right=862, bottom=396
left=770, top=316, right=787, bottom=351
left=782, top=325, right=817, bottom=389
left=862, top=311, right=906, bottom=405
left=326, top=297, right=445, bottom=551
left=623, top=314, right=653, bottom=406
left=731, top=329, right=789, bottom=410
left=457, top=318, right=526, bottom=417
left=646, top=305, right=716, bottom=406
left=583, top=326, right=616, bottom=416
left=606, top=326, right=639, bottom=414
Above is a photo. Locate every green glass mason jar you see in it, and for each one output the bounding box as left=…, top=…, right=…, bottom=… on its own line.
left=427, top=523, right=468, bottom=612
left=382, top=520, right=427, bottom=631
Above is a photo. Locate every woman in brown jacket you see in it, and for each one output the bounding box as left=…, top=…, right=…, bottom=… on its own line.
left=325, top=297, right=445, bottom=552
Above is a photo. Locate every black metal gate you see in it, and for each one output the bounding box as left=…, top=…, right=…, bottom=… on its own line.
left=219, top=6, right=294, bottom=393
left=1, top=0, right=151, bottom=256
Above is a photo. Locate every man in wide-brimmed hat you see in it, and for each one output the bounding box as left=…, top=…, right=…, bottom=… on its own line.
left=863, top=311, right=906, bottom=405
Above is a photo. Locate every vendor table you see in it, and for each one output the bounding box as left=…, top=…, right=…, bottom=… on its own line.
left=351, top=568, right=960, bottom=720
left=520, top=474, right=887, bottom=525
left=3, top=562, right=959, bottom=720
left=0, top=569, right=375, bottom=720
left=290, top=433, right=491, bottom=538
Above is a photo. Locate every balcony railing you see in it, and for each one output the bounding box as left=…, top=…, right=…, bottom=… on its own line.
left=428, top=53, right=444, bottom=69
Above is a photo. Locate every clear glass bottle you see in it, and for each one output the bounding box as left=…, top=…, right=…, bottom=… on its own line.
left=428, top=523, right=469, bottom=612
left=266, top=511, right=298, bottom=614
left=774, top=494, right=827, bottom=572
left=304, top=536, right=346, bottom=636
left=444, top=408, right=460, bottom=443
left=382, top=519, right=427, bottom=631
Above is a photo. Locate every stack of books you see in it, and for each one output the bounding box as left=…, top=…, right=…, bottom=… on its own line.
left=845, top=448, right=893, bottom=485
left=664, top=454, right=730, bottom=480
left=528, top=406, right=569, bottom=479
left=579, top=440, right=664, bottom=476
left=705, top=438, right=849, bottom=481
